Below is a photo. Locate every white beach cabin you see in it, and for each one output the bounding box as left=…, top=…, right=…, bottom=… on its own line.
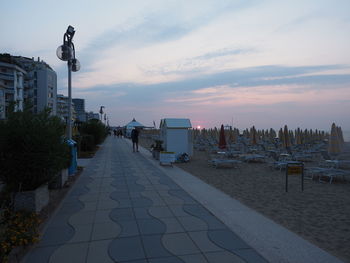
left=160, top=118, right=193, bottom=157
left=125, top=118, right=145, bottom=137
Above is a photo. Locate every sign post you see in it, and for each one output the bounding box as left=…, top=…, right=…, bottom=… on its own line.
left=286, top=162, right=304, bottom=192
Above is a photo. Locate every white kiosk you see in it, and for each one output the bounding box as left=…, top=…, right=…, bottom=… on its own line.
left=160, top=118, right=193, bottom=159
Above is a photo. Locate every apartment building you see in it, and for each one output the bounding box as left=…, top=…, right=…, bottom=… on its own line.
left=13, top=56, right=57, bottom=115
left=0, top=56, right=26, bottom=119
left=72, top=98, right=86, bottom=122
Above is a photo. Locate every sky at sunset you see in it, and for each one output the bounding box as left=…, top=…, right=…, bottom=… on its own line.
left=1, top=0, right=350, bottom=133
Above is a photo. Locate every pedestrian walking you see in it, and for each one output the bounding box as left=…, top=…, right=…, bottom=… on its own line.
left=131, top=128, right=139, bottom=152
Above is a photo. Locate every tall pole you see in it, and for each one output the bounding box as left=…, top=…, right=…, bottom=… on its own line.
left=67, top=60, right=72, bottom=140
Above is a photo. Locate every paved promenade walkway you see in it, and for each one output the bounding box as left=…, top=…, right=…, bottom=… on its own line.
left=24, top=137, right=267, bottom=263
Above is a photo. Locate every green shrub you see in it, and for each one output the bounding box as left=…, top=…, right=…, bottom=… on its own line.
left=80, top=119, right=107, bottom=145
left=80, top=134, right=95, bottom=151
left=0, top=109, right=70, bottom=192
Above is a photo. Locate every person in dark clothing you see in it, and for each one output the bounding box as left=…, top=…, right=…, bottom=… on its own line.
left=113, top=129, right=117, bottom=138
left=131, top=128, right=139, bottom=152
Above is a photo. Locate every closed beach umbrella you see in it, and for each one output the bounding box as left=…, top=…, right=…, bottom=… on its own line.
left=283, top=125, right=291, bottom=149
left=218, top=124, right=227, bottom=149
left=296, top=128, right=302, bottom=145
left=328, top=123, right=341, bottom=155
left=251, top=126, right=258, bottom=145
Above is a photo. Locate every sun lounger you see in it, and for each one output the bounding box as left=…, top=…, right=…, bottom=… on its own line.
left=209, top=159, right=242, bottom=168
left=305, top=167, right=350, bottom=183
left=242, top=154, right=266, bottom=163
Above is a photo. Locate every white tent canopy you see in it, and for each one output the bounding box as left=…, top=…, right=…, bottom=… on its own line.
left=124, top=118, right=145, bottom=137
left=125, top=118, right=145, bottom=129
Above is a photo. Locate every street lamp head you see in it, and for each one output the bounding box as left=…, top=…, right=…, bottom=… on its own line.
left=66, top=25, right=75, bottom=38
left=71, top=58, right=81, bottom=72
left=56, top=45, right=73, bottom=61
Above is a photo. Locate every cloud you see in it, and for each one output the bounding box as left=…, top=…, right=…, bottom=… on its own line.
left=79, top=64, right=350, bottom=107
left=142, top=47, right=255, bottom=76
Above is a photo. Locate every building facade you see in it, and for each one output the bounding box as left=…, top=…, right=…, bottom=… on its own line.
left=0, top=58, right=26, bottom=119
left=86, top=111, right=100, bottom=121
left=72, top=98, right=86, bottom=122
left=13, top=56, right=57, bottom=115
left=56, top=94, right=76, bottom=124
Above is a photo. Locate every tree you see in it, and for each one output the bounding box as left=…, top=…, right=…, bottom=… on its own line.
left=0, top=109, right=70, bottom=192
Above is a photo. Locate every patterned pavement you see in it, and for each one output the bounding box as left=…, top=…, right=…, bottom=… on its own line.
left=24, top=137, right=267, bottom=263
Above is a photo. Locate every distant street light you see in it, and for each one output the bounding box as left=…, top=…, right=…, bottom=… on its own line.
left=99, top=106, right=105, bottom=122
left=57, top=25, right=80, bottom=139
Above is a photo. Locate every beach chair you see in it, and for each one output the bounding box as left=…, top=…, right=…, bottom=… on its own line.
left=209, top=159, right=242, bottom=169
left=305, top=167, right=350, bottom=183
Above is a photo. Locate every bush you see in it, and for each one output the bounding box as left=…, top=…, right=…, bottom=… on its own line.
left=0, top=109, right=70, bottom=192
left=80, top=119, right=107, bottom=145
left=0, top=208, right=41, bottom=262
left=80, top=134, right=95, bottom=152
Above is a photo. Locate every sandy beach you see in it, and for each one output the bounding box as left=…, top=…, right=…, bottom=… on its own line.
left=139, top=136, right=350, bottom=262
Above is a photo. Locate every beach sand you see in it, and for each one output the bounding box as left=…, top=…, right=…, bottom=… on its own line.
left=139, top=137, right=350, bottom=262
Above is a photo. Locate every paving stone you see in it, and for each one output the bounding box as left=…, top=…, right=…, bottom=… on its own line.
left=141, top=235, right=173, bottom=258
left=207, top=229, right=250, bottom=251
left=110, top=191, right=130, bottom=199
left=133, top=207, right=153, bottom=219
left=24, top=245, right=60, bottom=263
left=148, top=206, right=174, bottom=218
left=57, top=202, right=84, bottom=214
left=162, top=233, right=200, bottom=255
left=118, top=219, right=140, bottom=237
left=69, top=211, right=95, bottom=226
left=179, top=253, right=209, bottom=263
left=99, top=186, right=116, bottom=193
left=68, top=224, right=93, bottom=243
left=232, top=248, right=268, bottom=263
left=38, top=225, right=74, bottom=246
left=168, top=190, right=197, bottom=204
left=94, top=210, right=114, bottom=223
left=118, top=198, right=134, bottom=208
left=97, top=199, right=119, bottom=210
left=79, top=193, right=100, bottom=202
left=177, top=216, right=208, bottom=231
left=47, top=213, right=71, bottom=228
left=137, top=218, right=166, bottom=235
left=109, top=207, right=135, bottom=222
left=160, top=217, right=185, bottom=234
left=131, top=197, right=153, bottom=207
left=168, top=205, right=191, bottom=217
left=183, top=204, right=212, bottom=216
left=81, top=201, right=98, bottom=212
left=98, top=192, right=115, bottom=201
left=50, top=242, right=89, bottom=263
left=204, top=251, right=245, bottom=263
left=109, top=237, right=145, bottom=261
left=162, top=195, right=184, bottom=205
left=188, top=231, right=223, bottom=252
left=196, top=214, right=227, bottom=230
left=68, top=186, right=89, bottom=197
left=91, top=222, right=121, bottom=240
left=148, top=256, right=184, bottom=263
left=142, top=195, right=167, bottom=206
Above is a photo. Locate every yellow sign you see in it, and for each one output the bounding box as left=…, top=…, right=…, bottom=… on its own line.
left=287, top=166, right=303, bottom=175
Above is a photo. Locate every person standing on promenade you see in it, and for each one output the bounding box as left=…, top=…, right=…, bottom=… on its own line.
left=131, top=127, right=139, bottom=152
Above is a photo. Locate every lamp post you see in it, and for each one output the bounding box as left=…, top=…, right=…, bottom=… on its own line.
left=99, top=106, right=105, bottom=122
left=57, top=25, right=80, bottom=140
